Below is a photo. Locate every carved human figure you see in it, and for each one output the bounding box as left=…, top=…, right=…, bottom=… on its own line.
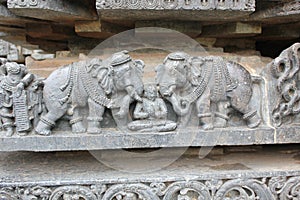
left=0, top=60, right=33, bottom=136
left=35, top=51, right=144, bottom=135
left=128, top=84, right=177, bottom=132
left=156, top=52, right=261, bottom=129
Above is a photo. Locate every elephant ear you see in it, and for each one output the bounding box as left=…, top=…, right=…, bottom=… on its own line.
left=96, top=65, right=115, bottom=95
left=86, top=58, right=102, bottom=76
left=188, top=57, right=203, bottom=86
left=134, top=59, right=144, bottom=78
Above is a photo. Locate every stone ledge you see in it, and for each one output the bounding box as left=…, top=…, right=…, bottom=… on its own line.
left=0, top=146, right=300, bottom=199
left=0, top=125, right=300, bottom=152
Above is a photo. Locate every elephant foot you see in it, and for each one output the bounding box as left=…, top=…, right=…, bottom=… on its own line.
left=202, top=123, right=214, bottom=130
left=71, top=121, right=86, bottom=133
left=214, top=112, right=229, bottom=128
left=247, top=115, right=261, bottom=128
left=198, top=113, right=214, bottom=130
left=214, top=118, right=227, bottom=128
left=35, top=117, right=54, bottom=136
left=35, top=124, right=52, bottom=136
left=17, top=131, right=27, bottom=136
left=243, top=110, right=261, bottom=129
left=87, top=120, right=102, bottom=134
left=70, top=118, right=86, bottom=133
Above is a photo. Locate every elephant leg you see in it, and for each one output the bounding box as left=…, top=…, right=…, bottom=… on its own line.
left=115, top=95, right=131, bottom=118
left=196, top=89, right=213, bottom=130
left=177, top=108, right=193, bottom=128
left=35, top=108, right=66, bottom=136
left=70, top=106, right=86, bottom=133
left=230, top=94, right=261, bottom=128
left=87, top=98, right=105, bottom=134
left=111, top=95, right=131, bottom=131
left=215, top=101, right=230, bottom=128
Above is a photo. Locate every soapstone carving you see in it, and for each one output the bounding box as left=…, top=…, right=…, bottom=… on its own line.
left=35, top=50, right=144, bottom=136
left=0, top=58, right=38, bottom=136
left=0, top=48, right=275, bottom=136
left=269, top=43, right=300, bottom=127
left=128, top=84, right=177, bottom=132
left=156, top=52, right=261, bottom=130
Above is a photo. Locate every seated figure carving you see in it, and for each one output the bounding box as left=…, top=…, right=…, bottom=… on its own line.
left=128, top=84, right=177, bottom=132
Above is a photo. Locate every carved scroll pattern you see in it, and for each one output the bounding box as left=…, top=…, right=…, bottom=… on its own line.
left=7, top=0, right=39, bottom=7
left=96, top=0, right=255, bottom=10
left=2, top=176, right=300, bottom=199
left=271, top=43, right=300, bottom=127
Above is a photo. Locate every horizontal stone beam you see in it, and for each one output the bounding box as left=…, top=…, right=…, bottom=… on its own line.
left=75, top=20, right=128, bottom=39
left=26, top=23, right=76, bottom=41
left=257, top=23, right=300, bottom=40
left=96, top=0, right=255, bottom=11
left=7, top=0, right=97, bottom=22
left=135, top=21, right=202, bottom=38
left=26, top=35, right=67, bottom=53
left=0, top=4, right=37, bottom=27
left=251, top=0, right=300, bottom=22
left=0, top=126, right=300, bottom=151
left=201, top=22, right=261, bottom=37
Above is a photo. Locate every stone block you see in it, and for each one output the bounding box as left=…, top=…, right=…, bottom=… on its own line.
left=75, top=20, right=128, bottom=39
left=7, top=0, right=97, bottom=22
left=251, top=0, right=300, bottom=23
left=96, top=0, right=255, bottom=21
left=201, top=22, right=262, bottom=37
left=135, top=20, right=202, bottom=38
left=0, top=146, right=300, bottom=199
left=26, top=23, right=76, bottom=41
left=96, top=0, right=255, bottom=11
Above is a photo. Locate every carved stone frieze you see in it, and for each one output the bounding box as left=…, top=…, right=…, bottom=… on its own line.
left=7, top=0, right=39, bottom=8
left=7, top=0, right=96, bottom=22
left=0, top=44, right=299, bottom=149
left=1, top=176, right=300, bottom=199
left=264, top=43, right=300, bottom=127
left=96, top=0, right=255, bottom=11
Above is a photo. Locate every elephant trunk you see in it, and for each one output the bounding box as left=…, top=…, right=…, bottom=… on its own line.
left=168, top=93, right=190, bottom=116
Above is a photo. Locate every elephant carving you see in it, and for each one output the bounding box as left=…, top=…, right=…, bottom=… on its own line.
left=156, top=52, right=261, bottom=130
left=35, top=51, right=144, bottom=135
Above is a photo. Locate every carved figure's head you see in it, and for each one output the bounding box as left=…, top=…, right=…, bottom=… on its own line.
left=156, top=52, right=190, bottom=97
left=144, top=84, right=158, bottom=101
left=5, top=62, right=22, bottom=75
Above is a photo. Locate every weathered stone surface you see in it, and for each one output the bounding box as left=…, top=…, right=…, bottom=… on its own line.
left=7, top=0, right=97, bottom=22
left=0, top=146, right=300, bottom=200
left=26, top=35, right=68, bottom=52
left=75, top=20, right=128, bottom=39
left=257, top=23, right=300, bottom=40
left=251, top=0, right=300, bottom=23
left=96, top=0, right=255, bottom=11
left=201, top=22, right=262, bottom=37
left=26, top=23, right=76, bottom=41
left=31, top=50, right=55, bottom=60
left=0, top=3, right=40, bottom=28
left=1, top=126, right=300, bottom=151
left=135, top=21, right=202, bottom=38
left=25, top=56, right=81, bottom=77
